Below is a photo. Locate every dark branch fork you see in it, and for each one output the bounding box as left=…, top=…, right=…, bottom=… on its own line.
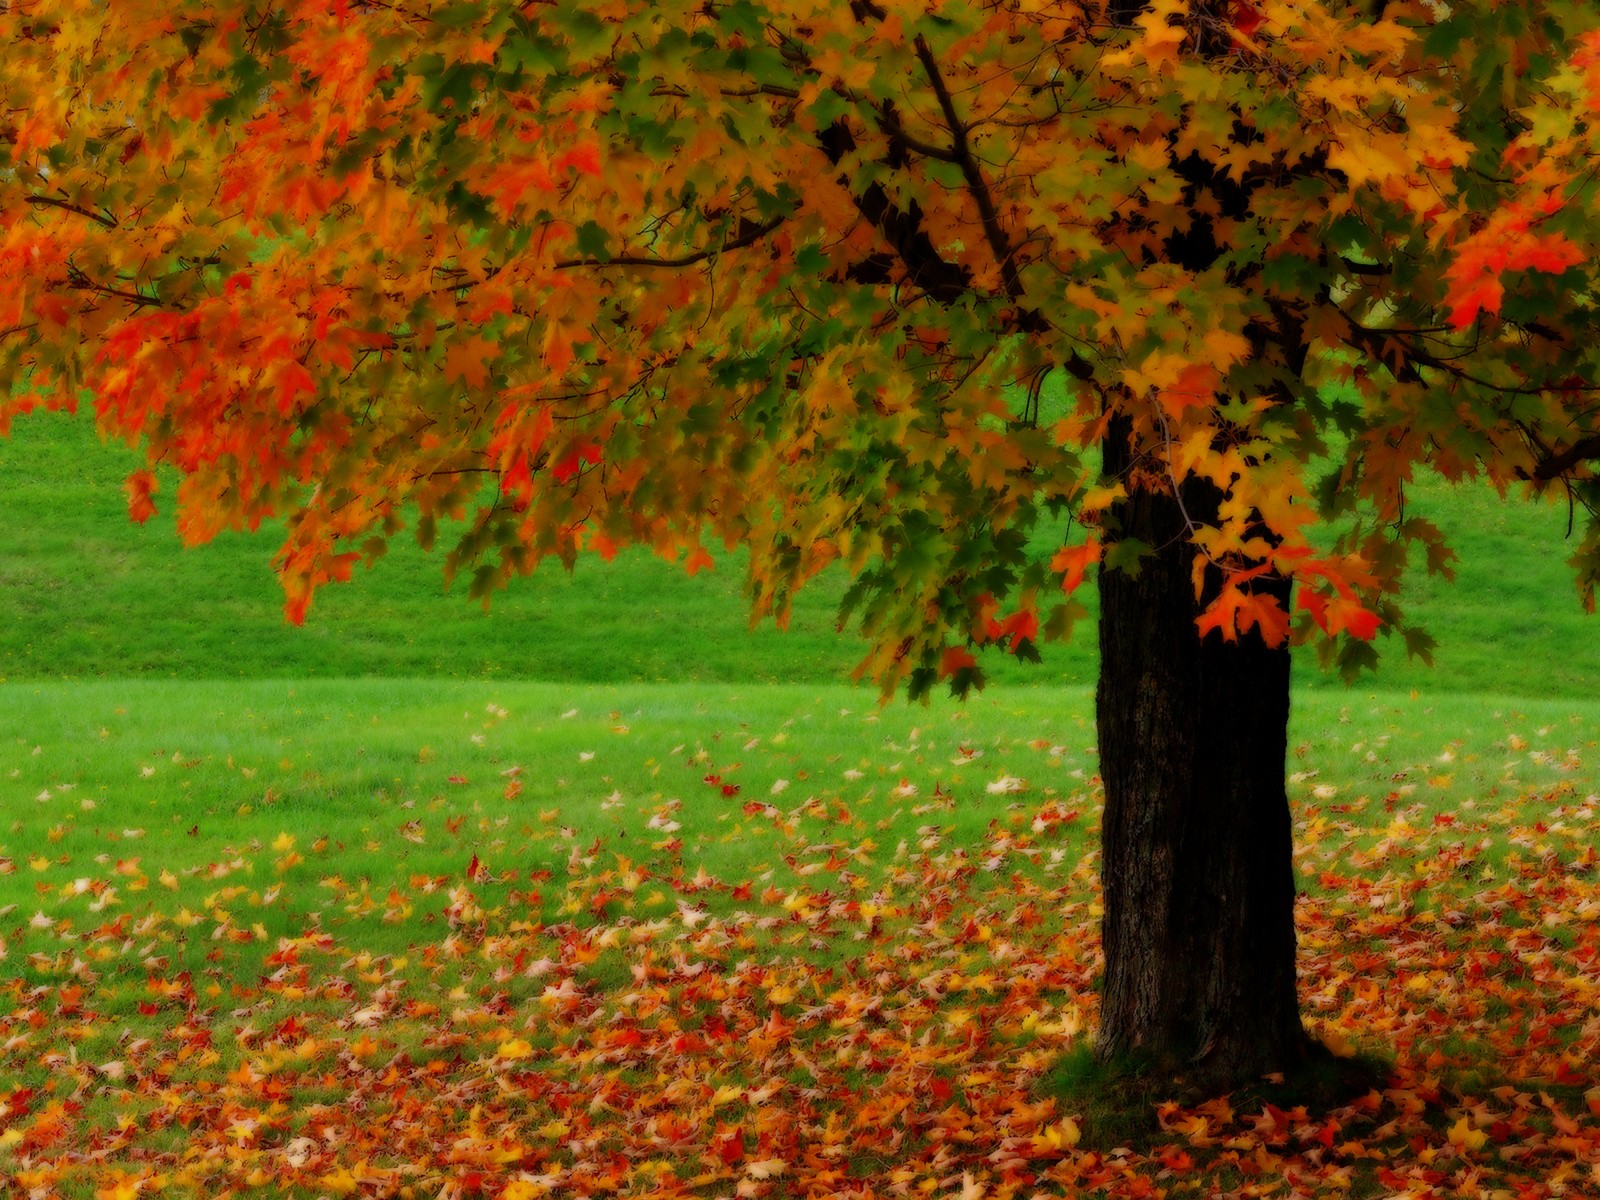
left=1529, top=433, right=1600, bottom=482
left=911, top=34, right=1028, bottom=307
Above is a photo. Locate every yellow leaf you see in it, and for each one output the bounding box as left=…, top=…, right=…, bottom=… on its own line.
left=318, top=1166, right=361, bottom=1196
left=497, top=1038, right=534, bottom=1060
left=1049, top=1118, right=1082, bottom=1149
left=1447, top=1115, right=1487, bottom=1152
left=272, top=832, right=296, bottom=853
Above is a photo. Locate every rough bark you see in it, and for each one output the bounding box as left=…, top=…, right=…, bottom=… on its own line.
left=1093, top=424, right=1312, bottom=1090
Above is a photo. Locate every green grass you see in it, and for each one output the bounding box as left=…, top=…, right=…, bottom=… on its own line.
left=5, top=679, right=1590, bottom=947
left=2, top=409, right=1596, bottom=696
left=2, top=679, right=1597, bottom=1197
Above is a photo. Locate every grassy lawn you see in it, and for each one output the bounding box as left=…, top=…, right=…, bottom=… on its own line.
left=2, top=681, right=1598, bottom=1197
left=3, top=410, right=1598, bottom=696
left=0, top=411, right=1598, bottom=1196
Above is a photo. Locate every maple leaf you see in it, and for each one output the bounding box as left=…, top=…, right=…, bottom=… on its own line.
left=274, top=361, right=317, bottom=415
left=1197, top=588, right=1290, bottom=646
left=123, top=470, right=158, bottom=524
left=939, top=646, right=977, bottom=678
left=1447, top=1115, right=1488, bottom=1152
left=1050, top=539, right=1101, bottom=596
left=713, top=1127, right=745, bottom=1165
left=442, top=336, right=499, bottom=391
left=554, top=142, right=603, bottom=177
left=682, top=544, right=715, bottom=575
left=1156, top=362, right=1220, bottom=420
left=551, top=440, right=602, bottom=484
left=1231, top=1, right=1265, bottom=38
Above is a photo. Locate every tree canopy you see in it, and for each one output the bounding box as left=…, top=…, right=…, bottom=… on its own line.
left=3, top=0, right=1599, bottom=694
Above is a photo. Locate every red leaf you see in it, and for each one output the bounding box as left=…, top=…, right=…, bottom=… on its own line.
left=1327, top=594, right=1381, bottom=640
left=274, top=361, right=317, bottom=414
left=124, top=469, right=158, bottom=524
left=991, top=608, right=1038, bottom=652
left=555, top=142, right=603, bottom=178
left=500, top=454, right=533, bottom=509
left=552, top=439, right=603, bottom=484
left=939, top=646, right=977, bottom=678
left=1508, top=232, right=1585, bottom=275
left=714, top=1129, right=744, bottom=1165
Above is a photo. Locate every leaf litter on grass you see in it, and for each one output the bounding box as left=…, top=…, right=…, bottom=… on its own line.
left=1, top=695, right=1598, bottom=1199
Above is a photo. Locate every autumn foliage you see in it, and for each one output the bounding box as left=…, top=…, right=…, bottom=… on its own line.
left=4, top=0, right=1599, bottom=694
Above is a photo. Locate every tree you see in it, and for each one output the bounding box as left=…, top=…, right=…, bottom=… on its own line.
left=3, top=0, right=1598, bottom=1091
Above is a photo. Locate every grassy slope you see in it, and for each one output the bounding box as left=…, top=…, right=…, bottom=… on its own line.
left=3, top=410, right=1597, bottom=695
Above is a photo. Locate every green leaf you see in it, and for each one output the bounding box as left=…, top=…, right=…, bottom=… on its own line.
left=807, top=89, right=853, bottom=129
left=575, top=220, right=611, bottom=262
left=1102, top=538, right=1151, bottom=579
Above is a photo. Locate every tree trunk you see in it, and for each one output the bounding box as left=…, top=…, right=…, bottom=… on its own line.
left=1093, top=427, right=1312, bottom=1090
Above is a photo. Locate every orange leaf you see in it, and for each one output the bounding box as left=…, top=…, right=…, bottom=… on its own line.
left=555, top=142, right=603, bottom=178
left=1157, top=363, right=1220, bottom=419
left=124, top=469, right=158, bottom=524
left=1050, top=538, right=1101, bottom=595
left=1197, top=588, right=1290, bottom=646
left=443, top=336, right=498, bottom=391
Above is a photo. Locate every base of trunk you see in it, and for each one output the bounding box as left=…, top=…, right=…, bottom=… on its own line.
left=1045, top=1038, right=1390, bottom=1146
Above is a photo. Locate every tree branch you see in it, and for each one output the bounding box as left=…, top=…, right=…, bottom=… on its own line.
left=912, top=35, right=1026, bottom=305
left=554, top=213, right=786, bottom=270
left=26, top=195, right=119, bottom=229
left=1531, top=434, right=1600, bottom=481
left=64, top=266, right=162, bottom=308
left=872, top=102, right=962, bottom=164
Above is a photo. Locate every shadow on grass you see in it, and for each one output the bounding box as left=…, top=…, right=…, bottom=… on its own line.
left=1036, top=1039, right=1393, bottom=1151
